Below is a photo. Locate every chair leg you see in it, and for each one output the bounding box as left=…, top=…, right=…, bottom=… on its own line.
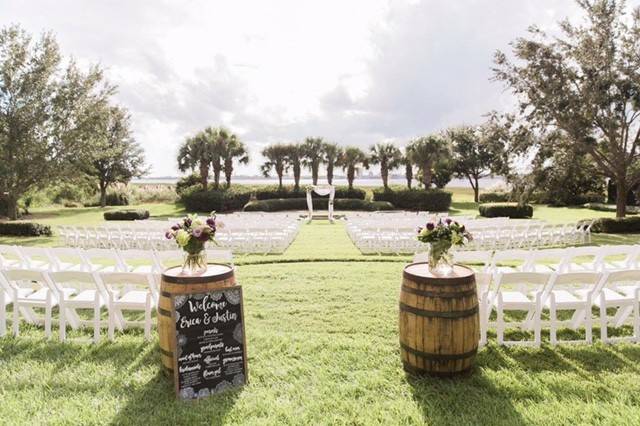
left=585, top=304, right=593, bottom=345
left=549, top=303, right=557, bottom=346
left=13, top=301, right=19, bottom=337
left=45, top=293, right=52, bottom=339
left=59, top=301, right=66, bottom=342
left=0, top=292, right=5, bottom=337
left=634, top=294, right=640, bottom=344
left=108, top=303, right=115, bottom=341
left=144, top=298, right=152, bottom=340
left=600, top=300, right=608, bottom=344
left=93, top=299, right=100, bottom=344
left=497, top=303, right=504, bottom=345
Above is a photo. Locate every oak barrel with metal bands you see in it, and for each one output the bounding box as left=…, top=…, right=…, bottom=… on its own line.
left=158, top=264, right=236, bottom=378
left=399, top=263, right=479, bottom=377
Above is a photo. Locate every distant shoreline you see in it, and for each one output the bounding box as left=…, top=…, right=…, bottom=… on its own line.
left=131, top=176, right=505, bottom=189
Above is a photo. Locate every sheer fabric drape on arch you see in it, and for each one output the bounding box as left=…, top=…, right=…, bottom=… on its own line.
left=306, top=185, right=335, bottom=223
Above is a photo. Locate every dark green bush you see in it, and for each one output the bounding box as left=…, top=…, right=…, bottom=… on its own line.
left=103, top=209, right=150, bottom=221
left=478, top=192, right=511, bottom=203
left=176, top=174, right=202, bottom=196
left=0, top=222, right=52, bottom=236
left=590, top=216, right=640, bottom=233
left=243, top=198, right=394, bottom=212
left=181, top=186, right=253, bottom=212
left=254, top=185, right=366, bottom=200
left=584, top=203, right=640, bottom=214
left=372, top=187, right=451, bottom=211
left=479, top=203, right=533, bottom=218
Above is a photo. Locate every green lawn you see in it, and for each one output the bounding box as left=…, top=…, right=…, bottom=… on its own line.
left=2, top=192, right=640, bottom=424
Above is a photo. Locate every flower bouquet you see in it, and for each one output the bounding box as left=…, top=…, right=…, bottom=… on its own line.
left=417, top=218, right=473, bottom=275
left=165, top=212, right=217, bottom=275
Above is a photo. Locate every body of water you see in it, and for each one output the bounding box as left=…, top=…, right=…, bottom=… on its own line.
left=132, top=176, right=505, bottom=189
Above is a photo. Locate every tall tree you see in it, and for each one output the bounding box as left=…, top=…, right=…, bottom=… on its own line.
left=211, top=127, right=231, bottom=189
left=285, top=143, right=304, bottom=191
left=369, top=142, right=402, bottom=189
left=177, top=132, right=215, bottom=191
left=337, top=147, right=368, bottom=189
left=402, top=146, right=414, bottom=189
left=323, top=142, right=341, bottom=185
left=302, top=137, right=324, bottom=185
left=83, top=106, right=147, bottom=207
left=407, top=135, right=450, bottom=188
left=221, top=134, right=249, bottom=187
left=446, top=124, right=505, bottom=202
left=493, top=0, right=640, bottom=217
left=0, top=25, right=113, bottom=219
left=261, top=144, right=289, bottom=190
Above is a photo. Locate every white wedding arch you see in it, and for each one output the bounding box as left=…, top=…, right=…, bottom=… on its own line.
left=306, top=185, right=335, bottom=223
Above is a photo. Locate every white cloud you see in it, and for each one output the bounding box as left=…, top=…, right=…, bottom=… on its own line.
left=1, top=0, right=618, bottom=176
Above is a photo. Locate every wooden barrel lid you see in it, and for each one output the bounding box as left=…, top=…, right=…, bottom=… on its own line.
left=403, top=263, right=474, bottom=285
left=162, top=263, right=234, bottom=284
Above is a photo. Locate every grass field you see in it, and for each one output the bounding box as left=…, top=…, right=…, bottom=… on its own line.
left=2, top=191, right=640, bottom=425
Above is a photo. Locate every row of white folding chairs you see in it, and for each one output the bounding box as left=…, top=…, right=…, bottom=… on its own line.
left=0, top=245, right=233, bottom=275
left=0, top=269, right=158, bottom=343
left=413, top=245, right=640, bottom=275
left=472, top=270, right=640, bottom=346
left=59, top=224, right=299, bottom=254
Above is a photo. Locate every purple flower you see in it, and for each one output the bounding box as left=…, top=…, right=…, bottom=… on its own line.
left=184, top=217, right=192, bottom=227
left=206, top=217, right=216, bottom=228
left=426, top=222, right=435, bottom=231
left=192, top=228, right=203, bottom=238
left=171, top=224, right=181, bottom=231
left=165, top=231, right=173, bottom=240
left=445, top=218, right=452, bottom=225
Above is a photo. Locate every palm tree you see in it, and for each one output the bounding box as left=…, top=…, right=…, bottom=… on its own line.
left=177, top=132, right=216, bottom=191
left=211, top=127, right=232, bottom=189
left=337, top=147, right=369, bottom=190
left=402, top=146, right=414, bottom=189
left=369, top=142, right=402, bottom=189
left=302, top=137, right=325, bottom=185
left=323, top=142, right=341, bottom=185
left=221, top=134, right=249, bottom=187
left=407, top=135, right=450, bottom=188
left=261, top=144, right=289, bottom=191
left=285, top=143, right=304, bottom=191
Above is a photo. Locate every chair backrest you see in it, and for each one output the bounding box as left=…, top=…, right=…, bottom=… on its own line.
left=525, top=248, right=570, bottom=272
left=565, top=246, right=604, bottom=271
left=0, top=245, right=24, bottom=269
left=154, top=250, right=185, bottom=269
left=543, top=272, right=602, bottom=303
left=1, top=269, right=51, bottom=293
left=601, top=269, right=640, bottom=292
left=117, top=249, right=157, bottom=265
left=493, top=271, right=551, bottom=295
left=17, top=246, right=54, bottom=269
left=97, top=272, right=157, bottom=299
left=48, top=271, right=106, bottom=299
left=491, top=249, right=530, bottom=271
left=205, top=249, right=234, bottom=266
left=475, top=272, right=492, bottom=295
left=48, top=247, right=86, bottom=270
left=452, top=250, right=491, bottom=270
left=601, top=245, right=640, bottom=268
left=82, top=248, right=125, bottom=270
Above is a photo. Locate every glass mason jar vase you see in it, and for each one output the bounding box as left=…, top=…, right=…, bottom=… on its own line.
left=428, top=242, right=453, bottom=276
left=181, top=250, right=208, bottom=275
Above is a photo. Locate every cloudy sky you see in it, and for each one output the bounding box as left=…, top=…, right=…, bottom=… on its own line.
left=1, top=0, right=599, bottom=176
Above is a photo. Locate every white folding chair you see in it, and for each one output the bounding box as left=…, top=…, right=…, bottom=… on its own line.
left=593, top=270, right=640, bottom=343
left=205, top=249, right=234, bottom=267
left=492, top=272, right=552, bottom=347
left=490, top=249, right=531, bottom=274
left=17, top=247, right=55, bottom=271
left=48, top=247, right=88, bottom=272
left=97, top=272, right=157, bottom=341
left=1, top=269, right=75, bottom=337
left=524, top=248, right=570, bottom=273
left=49, top=271, right=108, bottom=343
left=541, top=272, right=602, bottom=345
left=117, top=249, right=159, bottom=274
left=153, top=249, right=185, bottom=272
left=564, top=246, right=605, bottom=272
left=81, top=248, right=126, bottom=272
left=476, top=272, right=492, bottom=347
left=0, top=272, right=33, bottom=336
left=0, top=245, right=24, bottom=269
left=452, top=250, right=491, bottom=272
left=601, top=245, right=640, bottom=271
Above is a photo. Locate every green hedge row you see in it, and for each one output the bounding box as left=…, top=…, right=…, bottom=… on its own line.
left=254, top=185, right=366, bottom=200
left=181, top=187, right=253, bottom=213
left=103, top=209, right=150, bottom=221
left=244, top=198, right=394, bottom=212
left=590, top=216, right=640, bottom=233
left=371, top=187, right=451, bottom=211
left=478, top=192, right=511, bottom=203
left=0, top=222, right=52, bottom=237
left=584, top=203, right=640, bottom=215
left=479, top=203, right=533, bottom=218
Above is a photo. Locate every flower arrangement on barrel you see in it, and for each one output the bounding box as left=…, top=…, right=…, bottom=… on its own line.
left=417, top=218, right=473, bottom=275
left=166, top=212, right=218, bottom=275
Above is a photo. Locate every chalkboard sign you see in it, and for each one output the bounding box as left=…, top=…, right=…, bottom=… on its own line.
left=171, top=286, right=247, bottom=400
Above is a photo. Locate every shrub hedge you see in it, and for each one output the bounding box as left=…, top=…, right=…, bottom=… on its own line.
left=584, top=203, right=640, bottom=215
left=478, top=192, right=511, bottom=203
left=181, top=186, right=253, bottom=213
left=0, top=222, right=52, bottom=237
left=478, top=202, right=533, bottom=218
left=103, top=209, right=150, bottom=221
left=372, top=187, right=451, bottom=211
left=590, top=216, right=640, bottom=233
left=254, top=185, right=367, bottom=200
left=243, top=198, right=394, bottom=212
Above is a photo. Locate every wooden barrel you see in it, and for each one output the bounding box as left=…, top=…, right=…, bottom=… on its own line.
left=399, top=263, right=479, bottom=377
left=158, top=264, right=236, bottom=378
